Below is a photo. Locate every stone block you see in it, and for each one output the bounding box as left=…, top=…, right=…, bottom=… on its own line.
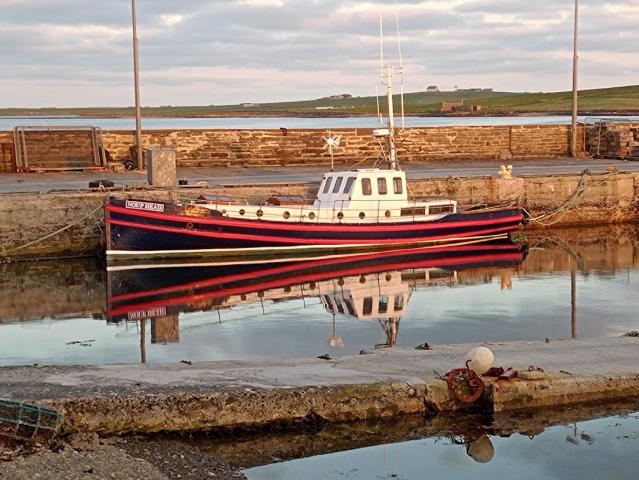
left=147, top=148, right=176, bottom=187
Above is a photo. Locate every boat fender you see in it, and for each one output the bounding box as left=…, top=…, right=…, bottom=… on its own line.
left=463, top=346, right=494, bottom=373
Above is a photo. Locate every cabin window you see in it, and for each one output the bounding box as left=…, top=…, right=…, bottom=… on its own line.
left=393, top=177, right=403, bottom=194
left=336, top=302, right=345, bottom=314
left=401, top=207, right=426, bottom=216
left=429, top=204, right=455, bottom=214
left=363, top=297, right=373, bottom=315
left=323, top=295, right=334, bottom=312
left=430, top=270, right=453, bottom=281
left=344, top=299, right=356, bottom=316
left=322, top=177, right=333, bottom=194
left=332, top=176, right=344, bottom=193
left=394, top=296, right=404, bottom=312
left=343, top=177, right=355, bottom=194
left=377, top=178, right=387, bottom=195
left=362, top=178, right=372, bottom=196
left=379, top=295, right=389, bottom=314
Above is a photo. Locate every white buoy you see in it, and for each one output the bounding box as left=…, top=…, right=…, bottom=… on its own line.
left=463, top=346, right=494, bottom=373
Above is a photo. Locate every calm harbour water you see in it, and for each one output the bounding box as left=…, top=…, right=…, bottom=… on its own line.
left=0, top=225, right=637, bottom=367
left=2, top=225, right=638, bottom=478
left=240, top=408, right=639, bottom=480
left=2, top=115, right=639, bottom=131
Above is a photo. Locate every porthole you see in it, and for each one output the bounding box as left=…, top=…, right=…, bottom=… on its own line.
left=359, top=275, right=366, bottom=284
left=186, top=222, right=194, bottom=230
left=239, top=209, right=245, bottom=216
left=257, top=209, right=264, bottom=217
left=359, top=212, right=366, bottom=219
left=309, top=281, right=317, bottom=290
left=337, top=212, right=344, bottom=220
left=338, top=278, right=345, bottom=286
left=308, top=212, right=316, bottom=220
left=385, top=273, right=392, bottom=282
left=283, top=211, right=290, bottom=219
left=385, top=210, right=391, bottom=218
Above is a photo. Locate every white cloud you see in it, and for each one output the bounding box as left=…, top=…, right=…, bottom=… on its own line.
left=159, top=14, right=185, bottom=27
left=0, top=0, right=638, bottom=107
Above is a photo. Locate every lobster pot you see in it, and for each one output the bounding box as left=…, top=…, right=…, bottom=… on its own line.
left=0, top=400, right=60, bottom=442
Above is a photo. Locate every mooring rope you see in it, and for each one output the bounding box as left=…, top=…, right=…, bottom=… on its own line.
left=0, top=203, right=103, bottom=257
left=522, top=170, right=589, bottom=226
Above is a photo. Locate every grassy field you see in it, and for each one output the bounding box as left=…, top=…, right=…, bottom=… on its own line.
left=2, top=85, right=638, bottom=117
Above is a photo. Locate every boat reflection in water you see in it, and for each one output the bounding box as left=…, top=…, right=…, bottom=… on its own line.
left=107, top=240, right=527, bottom=358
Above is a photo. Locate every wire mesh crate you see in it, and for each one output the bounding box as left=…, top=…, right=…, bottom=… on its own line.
left=0, top=400, right=60, bottom=442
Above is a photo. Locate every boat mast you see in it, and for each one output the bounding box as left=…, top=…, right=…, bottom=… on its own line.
left=386, top=66, right=398, bottom=170
left=378, top=9, right=398, bottom=171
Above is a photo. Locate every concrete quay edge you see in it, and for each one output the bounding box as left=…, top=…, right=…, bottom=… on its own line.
left=1, top=337, right=638, bottom=435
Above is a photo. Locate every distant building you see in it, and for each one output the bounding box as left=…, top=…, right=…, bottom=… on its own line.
left=316, top=106, right=335, bottom=110
left=440, top=99, right=482, bottom=113
left=425, top=85, right=439, bottom=92
left=319, top=94, right=352, bottom=101
left=241, top=103, right=259, bottom=108
left=441, top=99, right=465, bottom=113
left=456, top=88, right=494, bottom=93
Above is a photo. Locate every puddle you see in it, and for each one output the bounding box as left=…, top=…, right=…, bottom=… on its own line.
left=202, top=401, right=639, bottom=480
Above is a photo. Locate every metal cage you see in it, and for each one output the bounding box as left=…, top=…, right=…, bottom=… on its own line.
left=0, top=400, right=60, bottom=442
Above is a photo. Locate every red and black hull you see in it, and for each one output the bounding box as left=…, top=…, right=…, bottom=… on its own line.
left=107, top=240, right=527, bottom=323
left=105, top=197, right=526, bottom=261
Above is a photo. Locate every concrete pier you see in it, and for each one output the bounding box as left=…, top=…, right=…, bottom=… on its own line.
left=1, top=337, right=638, bottom=435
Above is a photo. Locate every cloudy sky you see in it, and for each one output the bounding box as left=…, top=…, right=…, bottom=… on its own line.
left=1, top=0, right=638, bottom=107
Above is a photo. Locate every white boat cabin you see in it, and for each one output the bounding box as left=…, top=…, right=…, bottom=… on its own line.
left=319, top=272, right=409, bottom=321
left=198, top=168, right=457, bottom=224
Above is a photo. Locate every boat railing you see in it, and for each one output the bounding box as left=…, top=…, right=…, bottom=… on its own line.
left=223, top=197, right=458, bottom=224
left=195, top=193, right=496, bottom=223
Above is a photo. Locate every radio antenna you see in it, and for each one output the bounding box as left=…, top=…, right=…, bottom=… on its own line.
left=379, top=9, right=385, bottom=80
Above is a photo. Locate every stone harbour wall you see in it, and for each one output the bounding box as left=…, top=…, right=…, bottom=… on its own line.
left=5, top=123, right=639, bottom=173
left=0, top=124, right=588, bottom=172
left=99, top=125, right=586, bottom=167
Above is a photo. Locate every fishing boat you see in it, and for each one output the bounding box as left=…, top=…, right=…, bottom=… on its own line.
left=105, top=64, right=526, bottom=265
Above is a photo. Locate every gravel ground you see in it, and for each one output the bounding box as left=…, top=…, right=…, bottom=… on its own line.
left=116, top=437, right=246, bottom=480
left=0, top=435, right=246, bottom=480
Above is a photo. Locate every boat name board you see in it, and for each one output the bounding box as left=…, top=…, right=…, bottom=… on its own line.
left=125, top=200, right=165, bottom=213
left=128, top=306, right=167, bottom=320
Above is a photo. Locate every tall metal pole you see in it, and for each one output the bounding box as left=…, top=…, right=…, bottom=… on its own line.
left=571, top=0, right=579, bottom=158
left=131, top=0, right=143, bottom=170
left=140, top=319, right=147, bottom=364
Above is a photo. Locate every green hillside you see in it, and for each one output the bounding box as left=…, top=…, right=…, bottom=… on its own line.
left=2, top=85, right=639, bottom=117
left=472, top=85, right=639, bottom=113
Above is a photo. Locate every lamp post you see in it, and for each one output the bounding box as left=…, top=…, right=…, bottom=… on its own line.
left=131, top=0, right=143, bottom=170
left=571, top=0, right=579, bottom=158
